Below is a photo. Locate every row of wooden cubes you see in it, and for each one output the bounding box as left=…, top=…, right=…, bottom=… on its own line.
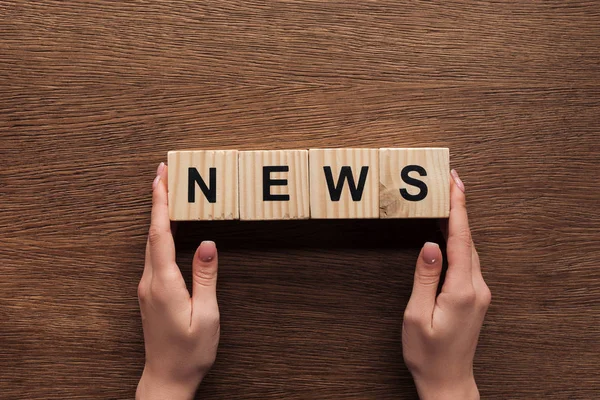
left=167, top=148, right=450, bottom=220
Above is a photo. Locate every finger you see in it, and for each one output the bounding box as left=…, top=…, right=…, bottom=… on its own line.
left=148, top=165, right=177, bottom=278
left=442, top=169, right=473, bottom=292
left=406, top=242, right=443, bottom=320
left=161, top=162, right=179, bottom=237
left=141, top=163, right=169, bottom=285
left=160, top=161, right=168, bottom=189
left=192, top=241, right=219, bottom=306
left=159, top=162, right=177, bottom=236
left=141, top=164, right=167, bottom=285
left=142, top=236, right=153, bottom=282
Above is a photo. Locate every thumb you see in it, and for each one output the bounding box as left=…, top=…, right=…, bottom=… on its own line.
left=192, top=241, right=219, bottom=304
left=407, top=242, right=443, bottom=316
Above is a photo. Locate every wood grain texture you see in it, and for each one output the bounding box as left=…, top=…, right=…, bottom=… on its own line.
left=379, top=148, right=450, bottom=218
left=309, top=148, right=380, bottom=219
left=168, top=150, right=239, bottom=220
left=239, top=150, right=309, bottom=220
left=1, top=1, right=599, bottom=399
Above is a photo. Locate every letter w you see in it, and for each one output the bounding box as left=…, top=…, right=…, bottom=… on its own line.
left=323, top=166, right=369, bottom=202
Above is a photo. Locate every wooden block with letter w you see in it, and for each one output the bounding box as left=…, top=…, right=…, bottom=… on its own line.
left=308, top=148, right=380, bottom=219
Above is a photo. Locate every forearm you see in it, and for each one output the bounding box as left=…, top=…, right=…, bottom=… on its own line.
left=136, top=369, right=199, bottom=400
left=415, top=377, right=480, bottom=400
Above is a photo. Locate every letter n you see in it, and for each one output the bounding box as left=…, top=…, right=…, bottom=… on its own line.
left=188, top=167, right=217, bottom=203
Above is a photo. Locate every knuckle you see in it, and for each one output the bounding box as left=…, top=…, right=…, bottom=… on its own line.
left=447, top=232, right=472, bottom=258
left=203, top=310, right=220, bottom=327
left=403, top=307, right=426, bottom=328
left=402, top=353, right=419, bottom=372
left=161, top=265, right=183, bottom=282
left=149, top=281, right=171, bottom=304
left=457, top=227, right=473, bottom=247
left=454, top=289, right=477, bottom=307
left=137, top=281, right=149, bottom=302
left=472, top=248, right=481, bottom=265
left=416, top=270, right=440, bottom=287
left=479, top=285, right=492, bottom=309
left=194, top=308, right=221, bottom=342
left=403, top=350, right=427, bottom=375
left=148, top=226, right=164, bottom=246
left=194, top=266, right=217, bottom=287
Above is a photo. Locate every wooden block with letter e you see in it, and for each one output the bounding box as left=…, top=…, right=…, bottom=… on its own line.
left=309, top=148, right=379, bottom=219
left=379, top=148, right=450, bottom=218
left=167, top=150, right=239, bottom=220
left=239, top=150, right=310, bottom=220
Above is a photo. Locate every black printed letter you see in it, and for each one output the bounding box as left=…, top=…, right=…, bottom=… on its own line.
left=323, top=166, right=369, bottom=202
left=263, top=166, right=290, bottom=201
left=188, top=167, right=217, bottom=203
left=399, top=165, right=428, bottom=201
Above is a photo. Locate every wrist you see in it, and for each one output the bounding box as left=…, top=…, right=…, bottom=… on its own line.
left=136, top=367, right=200, bottom=400
left=414, top=376, right=479, bottom=400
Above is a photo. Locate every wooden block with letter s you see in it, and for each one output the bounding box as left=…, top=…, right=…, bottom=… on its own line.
left=167, top=150, right=239, bottom=220
left=379, top=148, right=450, bottom=218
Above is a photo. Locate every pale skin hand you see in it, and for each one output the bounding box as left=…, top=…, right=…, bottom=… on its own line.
left=402, top=169, right=492, bottom=400
left=136, top=162, right=220, bottom=400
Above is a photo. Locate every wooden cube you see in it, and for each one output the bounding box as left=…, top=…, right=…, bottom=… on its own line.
left=239, top=150, right=310, bottom=220
left=379, top=148, right=450, bottom=218
left=167, top=150, right=239, bottom=220
left=309, top=148, right=379, bottom=219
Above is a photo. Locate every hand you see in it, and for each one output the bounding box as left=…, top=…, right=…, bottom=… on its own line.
left=402, top=169, right=491, bottom=400
left=136, top=162, right=220, bottom=400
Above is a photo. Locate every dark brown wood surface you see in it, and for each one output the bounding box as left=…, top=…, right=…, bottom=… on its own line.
left=1, top=1, right=599, bottom=399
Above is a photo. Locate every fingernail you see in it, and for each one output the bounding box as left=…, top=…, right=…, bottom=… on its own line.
left=422, top=242, right=439, bottom=264
left=156, top=162, right=165, bottom=175
left=152, top=175, right=161, bottom=190
left=451, top=169, right=465, bottom=193
left=199, top=241, right=216, bottom=262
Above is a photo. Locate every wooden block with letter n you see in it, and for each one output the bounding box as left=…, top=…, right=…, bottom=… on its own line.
left=379, top=148, right=450, bottom=218
left=167, top=150, right=239, bottom=220
left=309, top=148, right=379, bottom=219
left=239, top=150, right=310, bottom=220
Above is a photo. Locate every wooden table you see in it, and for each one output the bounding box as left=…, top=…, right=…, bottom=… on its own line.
left=1, top=1, right=599, bottom=399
